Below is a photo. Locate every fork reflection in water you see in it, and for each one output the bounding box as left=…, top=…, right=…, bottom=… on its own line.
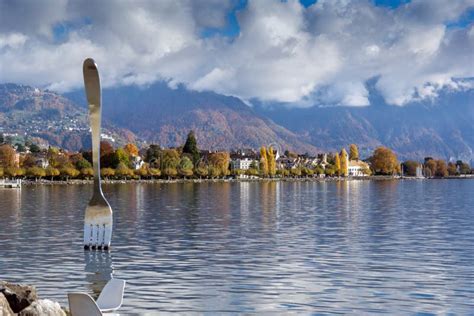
left=84, top=250, right=114, bottom=299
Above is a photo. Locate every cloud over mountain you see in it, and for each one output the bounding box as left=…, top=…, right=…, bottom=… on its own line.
left=0, top=0, right=473, bottom=106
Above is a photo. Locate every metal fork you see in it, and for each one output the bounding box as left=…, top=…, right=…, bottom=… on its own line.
left=83, top=58, right=113, bottom=250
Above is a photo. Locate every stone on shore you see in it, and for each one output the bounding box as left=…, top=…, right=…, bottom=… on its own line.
left=0, top=293, right=15, bottom=316
left=18, top=299, right=66, bottom=316
left=0, top=281, right=37, bottom=313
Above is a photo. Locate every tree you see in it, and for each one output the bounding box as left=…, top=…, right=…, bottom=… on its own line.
left=290, top=167, right=302, bottom=177
left=115, top=148, right=130, bottom=166
left=149, top=167, right=161, bottom=179
left=135, top=166, right=149, bottom=179
left=178, top=156, right=194, bottom=178
left=402, top=160, right=420, bottom=177
left=100, top=141, right=114, bottom=157
left=27, top=167, right=46, bottom=181
left=195, top=163, right=208, bottom=179
left=15, top=143, right=26, bottom=153
left=81, top=167, right=94, bottom=179
left=334, top=153, right=341, bottom=176
left=124, top=143, right=139, bottom=157
left=0, top=144, right=16, bottom=168
left=424, top=159, right=437, bottom=177
left=267, top=146, right=277, bottom=177
left=101, top=168, right=115, bottom=179
left=145, top=144, right=161, bottom=163
left=370, top=147, right=399, bottom=175
left=60, top=167, right=80, bottom=181
left=0, top=168, right=3, bottom=178
left=29, top=143, right=41, bottom=153
left=209, top=152, right=230, bottom=177
left=163, top=167, right=178, bottom=179
left=209, top=166, right=220, bottom=178
left=459, top=162, right=471, bottom=174
left=115, top=162, right=134, bottom=179
left=0, top=133, right=3, bottom=144
left=447, top=162, right=457, bottom=176
left=325, top=165, right=336, bottom=176
left=182, top=131, right=200, bottom=164
left=162, top=149, right=180, bottom=170
left=5, top=167, right=24, bottom=178
left=302, top=167, right=314, bottom=177
left=21, top=154, right=36, bottom=168
left=349, top=144, right=359, bottom=161
left=45, top=166, right=60, bottom=180
left=259, top=146, right=268, bottom=177
left=435, top=160, right=448, bottom=177
left=340, top=148, right=348, bottom=176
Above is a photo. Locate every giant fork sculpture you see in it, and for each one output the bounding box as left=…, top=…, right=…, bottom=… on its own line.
left=83, top=58, right=113, bottom=250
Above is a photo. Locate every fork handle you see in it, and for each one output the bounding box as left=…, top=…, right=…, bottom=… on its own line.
left=83, top=58, right=102, bottom=193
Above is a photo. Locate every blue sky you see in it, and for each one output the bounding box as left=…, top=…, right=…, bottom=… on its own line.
left=1, top=0, right=473, bottom=106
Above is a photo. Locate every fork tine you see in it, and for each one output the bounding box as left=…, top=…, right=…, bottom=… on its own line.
left=91, top=225, right=99, bottom=248
left=104, top=225, right=112, bottom=249
left=97, top=224, right=105, bottom=248
left=84, top=224, right=92, bottom=247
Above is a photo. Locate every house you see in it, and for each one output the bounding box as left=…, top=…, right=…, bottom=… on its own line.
left=130, top=155, right=145, bottom=170
left=35, top=158, right=49, bottom=168
left=230, top=157, right=257, bottom=170
left=347, top=160, right=370, bottom=176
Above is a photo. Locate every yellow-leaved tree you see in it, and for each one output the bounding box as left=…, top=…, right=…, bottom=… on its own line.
left=349, top=144, right=359, bottom=161
left=340, top=148, right=348, bottom=176
left=260, top=146, right=268, bottom=177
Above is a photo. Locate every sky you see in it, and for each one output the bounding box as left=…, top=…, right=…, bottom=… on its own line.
left=0, top=0, right=473, bottom=107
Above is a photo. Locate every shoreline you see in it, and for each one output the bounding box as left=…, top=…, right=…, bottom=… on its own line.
left=15, top=175, right=474, bottom=186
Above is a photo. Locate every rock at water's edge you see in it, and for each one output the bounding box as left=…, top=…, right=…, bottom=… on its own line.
left=0, top=293, right=15, bottom=316
left=0, top=281, right=38, bottom=313
left=18, top=299, right=67, bottom=316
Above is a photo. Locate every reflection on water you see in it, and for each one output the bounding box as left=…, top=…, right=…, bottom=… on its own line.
left=84, top=251, right=114, bottom=299
left=0, top=180, right=473, bottom=314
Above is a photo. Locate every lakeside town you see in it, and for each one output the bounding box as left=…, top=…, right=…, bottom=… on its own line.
left=0, top=130, right=472, bottom=185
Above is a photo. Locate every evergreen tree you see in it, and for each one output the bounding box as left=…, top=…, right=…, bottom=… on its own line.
left=183, top=130, right=200, bottom=164
left=349, top=144, right=359, bottom=161
left=340, top=148, right=348, bottom=176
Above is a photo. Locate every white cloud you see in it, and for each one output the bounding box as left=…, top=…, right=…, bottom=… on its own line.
left=0, top=0, right=473, bottom=106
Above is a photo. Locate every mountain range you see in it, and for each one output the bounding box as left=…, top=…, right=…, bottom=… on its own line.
left=1, top=82, right=473, bottom=163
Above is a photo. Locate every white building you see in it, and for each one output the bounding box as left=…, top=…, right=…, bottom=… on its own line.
left=231, top=158, right=256, bottom=170
left=347, top=160, right=370, bottom=176
left=130, top=156, right=145, bottom=170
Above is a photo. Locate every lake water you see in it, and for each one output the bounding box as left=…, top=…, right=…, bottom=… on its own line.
left=0, top=180, right=473, bottom=314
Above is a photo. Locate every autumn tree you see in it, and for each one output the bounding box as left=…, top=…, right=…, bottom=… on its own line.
left=402, top=160, right=420, bottom=177
left=370, top=147, right=399, bottom=175
left=124, top=143, right=139, bottom=157
left=179, top=156, right=194, bottom=178
left=340, top=148, right=348, bottom=176
left=195, top=162, right=208, bottom=179
left=60, top=166, right=80, bottom=181
left=259, top=146, right=268, bottom=177
left=0, top=144, right=17, bottom=168
left=209, top=152, right=230, bottom=177
left=435, top=160, right=448, bottom=177
left=101, top=168, right=115, bottom=179
left=334, top=152, right=341, bottom=176
left=447, top=162, right=457, bottom=176
left=81, top=167, right=94, bottom=179
left=424, top=159, right=437, bottom=177
left=45, top=166, right=60, bottom=180
left=349, top=144, right=359, bottom=161
left=267, top=146, right=277, bottom=177
left=27, top=167, right=46, bottom=181
left=182, top=131, right=200, bottom=164
left=162, top=149, right=180, bottom=169
left=115, top=162, right=134, bottom=179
